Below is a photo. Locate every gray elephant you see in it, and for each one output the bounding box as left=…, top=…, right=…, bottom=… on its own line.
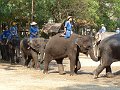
left=20, top=38, right=47, bottom=69
left=43, top=33, right=98, bottom=75
left=93, top=34, right=120, bottom=79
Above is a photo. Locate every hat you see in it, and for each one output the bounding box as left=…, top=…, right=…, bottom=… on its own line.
left=67, top=16, right=72, bottom=20
left=30, top=22, right=37, bottom=25
left=101, top=24, right=104, bottom=26
left=12, top=22, right=17, bottom=25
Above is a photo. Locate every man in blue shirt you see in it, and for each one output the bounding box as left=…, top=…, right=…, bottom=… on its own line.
left=29, top=22, right=39, bottom=42
left=96, top=24, right=106, bottom=42
left=115, top=28, right=120, bottom=34
left=99, top=24, right=106, bottom=33
left=1, top=25, right=11, bottom=44
left=9, top=22, right=18, bottom=38
left=62, top=16, right=73, bottom=39
left=0, top=24, right=11, bottom=61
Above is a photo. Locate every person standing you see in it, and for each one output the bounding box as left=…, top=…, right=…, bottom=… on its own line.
left=94, top=24, right=106, bottom=57
left=0, top=24, right=11, bottom=61
left=115, top=28, right=120, bottom=34
left=96, top=24, right=106, bottom=42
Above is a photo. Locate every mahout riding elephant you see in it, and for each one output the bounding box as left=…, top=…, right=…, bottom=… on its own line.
left=8, top=36, right=20, bottom=64
left=43, top=33, right=98, bottom=75
left=20, top=38, right=48, bottom=69
left=93, top=34, right=120, bottom=79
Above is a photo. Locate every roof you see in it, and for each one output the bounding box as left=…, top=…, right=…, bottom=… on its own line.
left=42, top=23, right=62, bottom=33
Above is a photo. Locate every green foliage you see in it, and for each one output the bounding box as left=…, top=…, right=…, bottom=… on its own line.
left=0, top=0, right=120, bottom=31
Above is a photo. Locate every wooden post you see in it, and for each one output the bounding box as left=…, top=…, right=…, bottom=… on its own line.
left=31, top=0, right=34, bottom=22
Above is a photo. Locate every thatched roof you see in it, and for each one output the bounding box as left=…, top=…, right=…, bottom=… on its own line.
left=42, top=23, right=62, bottom=33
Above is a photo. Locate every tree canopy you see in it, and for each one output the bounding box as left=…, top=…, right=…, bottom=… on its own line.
left=0, top=0, right=120, bottom=31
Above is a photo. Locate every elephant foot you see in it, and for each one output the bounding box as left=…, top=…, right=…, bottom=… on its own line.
left=43, top=70, right=48, bottom=74
left=59, top=71, right=66, bottom=75
left=58, top=64, right=66, bottom=75
left=11, top=62, right=16, bottom=65
left=70, top=72, right=76, bottom=76
left=74, top=67, right=79, bottom=74
left=93, top=71, right=98, bottom=79
left=106, top=72, right=114, bottom=78
left=93, top=74, right=98, bottom=79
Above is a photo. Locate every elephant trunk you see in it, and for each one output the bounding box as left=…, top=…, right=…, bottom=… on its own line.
left=88, top=48, right=98, bottom=62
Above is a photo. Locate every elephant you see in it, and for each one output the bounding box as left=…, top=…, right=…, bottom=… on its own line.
left=43, top=33, right=98, bottom=75
left=8, top=36, right=21, bottom=64
left=93, top=33, right=120, bottom=79
left=20, top=38, right=48, bottom=69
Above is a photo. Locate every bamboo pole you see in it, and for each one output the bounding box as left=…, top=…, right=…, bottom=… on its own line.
left=31, top=0, right=34, bottom=22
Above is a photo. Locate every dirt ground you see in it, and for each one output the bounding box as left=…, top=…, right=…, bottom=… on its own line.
left=0, top=53, right=120, bottom=90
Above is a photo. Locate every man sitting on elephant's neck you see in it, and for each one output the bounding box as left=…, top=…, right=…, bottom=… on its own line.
left=61, top=16, right=73, bottom=38
left=28, top=22, right=39, bottom=49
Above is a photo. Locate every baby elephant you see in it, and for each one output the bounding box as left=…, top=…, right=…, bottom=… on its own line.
left=20, top=38, right=47, bottom=69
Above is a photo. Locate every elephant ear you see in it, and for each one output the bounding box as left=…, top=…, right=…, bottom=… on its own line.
left=78, top=35, right=84, bottom=43
left=74, top=35, right=83, bottom=47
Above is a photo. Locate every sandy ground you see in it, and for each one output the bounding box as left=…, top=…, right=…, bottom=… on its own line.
left=0, top=54, right=120, bottom=90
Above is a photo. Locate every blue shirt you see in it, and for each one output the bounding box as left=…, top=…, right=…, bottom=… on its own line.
left=2, top=30, right=11, bottom=40
left=30, top=26, right=39, bottom=36
left=0, top=30, right=11, bottom=41
left=10, top=25, right=18, bottom=36
left=65, top=21, right=72, bottom=31
left=116, top=30, right=120, bottom=34
left=99, top=26, right=106, bottom=33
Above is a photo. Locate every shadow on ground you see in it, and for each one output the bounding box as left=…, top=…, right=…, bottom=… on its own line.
left=58, top=84, right=120, bottom=90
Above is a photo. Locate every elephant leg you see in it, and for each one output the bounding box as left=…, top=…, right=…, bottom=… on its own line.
left=69, top=53, right=76, bottom=76
left=20, top=51, right=27, bottom=65
left=43, top=54, right=52, bottom=74
left=55, top=59, right=66, bottom=75
left=106, top=66, right=114, bottom=78
left=74, top=60, right=81, bottom=74
left=15, top=48, right=21, bottom=64
left=32, top=53, right=39, bottom=69
left=9, top=48, right=15, bottom=64
left=25, top=55, right=32, bottom=67
left=30, top=59, right=35, bottom=68
left=74, top=51, right=81, bottom=74
left=93, top=64, right=105, bottom=79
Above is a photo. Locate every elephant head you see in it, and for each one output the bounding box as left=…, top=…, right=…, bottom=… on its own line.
left=29, top=38, right=48, bottom=63
left=75, top=35, right=98, bottom=62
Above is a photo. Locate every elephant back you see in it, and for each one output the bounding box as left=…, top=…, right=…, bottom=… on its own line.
left=45, top=33, right=79, bottom=51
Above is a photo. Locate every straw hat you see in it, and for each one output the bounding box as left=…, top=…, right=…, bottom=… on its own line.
left=30, top=22, right=37, bottom=25
left=67, top=16, right=72, bottom=20
left=12, top=22, right=17, bottom=25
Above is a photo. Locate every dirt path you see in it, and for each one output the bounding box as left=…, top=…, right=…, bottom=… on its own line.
left=1, top=54, right=120, bottom=90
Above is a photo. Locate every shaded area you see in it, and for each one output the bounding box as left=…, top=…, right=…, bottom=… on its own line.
left=58, top=84, right=120, bottom=90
